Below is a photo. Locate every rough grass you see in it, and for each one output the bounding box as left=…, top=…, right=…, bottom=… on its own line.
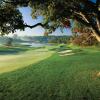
left=0, top=46, right=100, bottom=100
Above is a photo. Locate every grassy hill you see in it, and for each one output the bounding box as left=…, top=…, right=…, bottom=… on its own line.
left=0, top=45, right=100, bottom=100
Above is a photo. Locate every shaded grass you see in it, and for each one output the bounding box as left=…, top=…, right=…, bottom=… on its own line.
left=0, top=47, right=100, bottom=100
left=0, top=46, right=36, bottom=55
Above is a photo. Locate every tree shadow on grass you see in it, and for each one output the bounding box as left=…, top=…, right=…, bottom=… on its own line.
left=0, top=47, right=29, bottom=55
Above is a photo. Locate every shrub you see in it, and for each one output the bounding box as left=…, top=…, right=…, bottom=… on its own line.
left=70, top=33, right=98, bottom=46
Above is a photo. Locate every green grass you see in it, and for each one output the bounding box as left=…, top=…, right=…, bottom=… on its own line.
left=0, top=46, right=100, bottom=100
left=0, top=46, right=54, bottom=73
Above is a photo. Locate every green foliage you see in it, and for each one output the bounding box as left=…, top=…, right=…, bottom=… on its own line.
left=70, top=33, right=98, bottom=46
left=0, top=0, right=100, bottom=42
left=30, top=0, right=74, bottom=32
left=29, top=0, right=100, bottom=35
left=0, top=2, right=24, bottom=35
left=48, top=36, right=70, bottom=44
left=70, top=20, right=98, bottom=46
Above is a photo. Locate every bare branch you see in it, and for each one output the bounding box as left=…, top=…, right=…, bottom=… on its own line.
left=24, top=22, right=48, bottom=29
left=74, top=12, right=89, bottom=23
left=96, top=17, right=100, bottom=31
left=3, top=0, right=30, bottom=5
left=24, top=23, right=44, bottom=28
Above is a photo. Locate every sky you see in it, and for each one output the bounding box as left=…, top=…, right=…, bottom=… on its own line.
left=90, top=0, right=96, bottom=3
left=9, top=7, right=72, bottom=36
left=10, top=0, right=96, bottom=36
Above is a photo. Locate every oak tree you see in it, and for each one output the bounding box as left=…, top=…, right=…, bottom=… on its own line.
left=0, top=0, right=100, bottom=42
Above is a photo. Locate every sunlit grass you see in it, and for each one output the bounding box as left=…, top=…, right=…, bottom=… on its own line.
left=0, top=47, right=54, bottom=73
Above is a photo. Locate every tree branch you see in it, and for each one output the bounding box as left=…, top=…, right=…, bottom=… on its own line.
left=3, top=0, right=30, bottom=6
left=74, top=12, right=89, bottom=23
left=74, top=16, right=90, bottom=27
left=96, top=17, right=100, bottom=31
left=24, top=22, right=48, bottom=29
left=3, top=0, right=30, bottom=3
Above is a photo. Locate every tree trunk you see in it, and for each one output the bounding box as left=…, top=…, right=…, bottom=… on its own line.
left=91, top=28, right=100, bottom=42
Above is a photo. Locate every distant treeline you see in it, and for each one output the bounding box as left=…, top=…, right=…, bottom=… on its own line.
left=0, top=36, right=71, bottom=45
left=19, top=36, right=71, bottom=43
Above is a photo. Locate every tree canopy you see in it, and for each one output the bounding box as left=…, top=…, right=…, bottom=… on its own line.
left=0, top=0, right=100, bottom=41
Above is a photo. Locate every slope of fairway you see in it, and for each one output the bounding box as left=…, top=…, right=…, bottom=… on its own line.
left=0, top=47, right=54, bottom=73
left=0, top=46, right=100, bottom=100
